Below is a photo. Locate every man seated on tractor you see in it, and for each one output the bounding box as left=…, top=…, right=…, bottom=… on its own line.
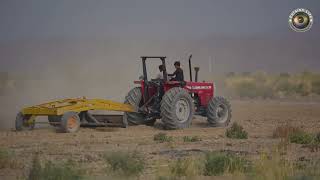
left=168, top=61, right=184, bottom=81
left=155, top=65, right=164, bottom=79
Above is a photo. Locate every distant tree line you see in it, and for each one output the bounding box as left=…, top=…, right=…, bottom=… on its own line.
left=225, top=71, right=320, bottom=98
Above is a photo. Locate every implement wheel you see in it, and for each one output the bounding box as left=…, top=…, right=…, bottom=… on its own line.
left=15, top=112, right=35, bottom=131
left=60, top=112, right=80, bottom=133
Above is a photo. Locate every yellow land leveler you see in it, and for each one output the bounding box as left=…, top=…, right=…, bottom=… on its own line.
left=16, top=97, right=136, bottom=133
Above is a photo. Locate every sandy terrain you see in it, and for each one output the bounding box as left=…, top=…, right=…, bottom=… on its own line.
left=0, top=100, right=320, bottom=179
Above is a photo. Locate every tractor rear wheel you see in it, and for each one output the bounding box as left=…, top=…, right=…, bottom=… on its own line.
left=60, top=112, right=80, bottom=133
left=123, top=87, right=152, bottom=126
left=207, top=96, right=232, bottom=127
left=160, top=87, right=194, bottom=129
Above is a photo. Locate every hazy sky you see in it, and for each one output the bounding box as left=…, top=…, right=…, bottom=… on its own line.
left=0, top=0, right=320, bottom=73
left=1, top=0, right=319, bottom=40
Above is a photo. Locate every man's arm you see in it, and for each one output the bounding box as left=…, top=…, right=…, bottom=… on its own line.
left=168, top=70, right=177, bottom=76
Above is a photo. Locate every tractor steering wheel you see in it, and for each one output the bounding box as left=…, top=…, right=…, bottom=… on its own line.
left=149, top=79, right=163, bottom=86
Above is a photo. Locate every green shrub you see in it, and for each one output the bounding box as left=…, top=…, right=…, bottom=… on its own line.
left=250, top=151, right=294, bottom=180
left=28, top=155, right=41, bottom=180
left=305, top=132, right=320, bottom=152
left=0, top=148, right=11, bottom=169
left=251, top=150, right=320, bottom=180
left=203, top=152, right=248, bottom=176
left=290, top=131, right=314, bottom=145
left=0, top=148, right=17, bottom=169
left=154, top=133, right=173, bottom=143
left=312, top=79, right=320, bottom=95
left=103, top=151, right=145, bottom=177
left=156, top=176, right=170, bottom=180
left=28, top=155, right=82, bottom=180
left=257, top=85, right=275, bottom=99
left=273, top=125, right=301, bottom=139
left=295, top=83, right=312, bottom=96
left=183, top=136, right=202, bottom=142
left=226, top=123, right=248, bottom=139
left=169, top=158, right=201, bottom=178
left=234, top=82, right=274, bottom=98
left=159, top=151, right=320, bottom=178
left=274, top=78, right=296, bottom=95
left=315, top=132, right=320, bottom=144
left=234, top=81, right=259, bottom=98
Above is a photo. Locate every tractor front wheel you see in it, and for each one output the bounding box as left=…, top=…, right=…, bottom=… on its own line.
left=207, top=96, right=232, bottom=127
left=160, top=87, right=194, bottom=129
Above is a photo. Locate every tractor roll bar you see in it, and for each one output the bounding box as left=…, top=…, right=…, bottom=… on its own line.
left=141, top=56, right=168, bottom=103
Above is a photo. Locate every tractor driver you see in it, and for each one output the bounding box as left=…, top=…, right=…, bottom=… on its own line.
left=168, top=61, right=184, bottom=81
left=155, top=65, right=164, bottom=79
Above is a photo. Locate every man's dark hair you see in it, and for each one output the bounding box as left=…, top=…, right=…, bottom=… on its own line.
left=174, top=61, right=180, bottom=67
left=158, top=65, right=164, bottom=71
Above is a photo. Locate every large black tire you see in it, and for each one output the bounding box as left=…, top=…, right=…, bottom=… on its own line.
left=15, top=112, right=35, bottom=131
left=123, top=87, right=153, bottom=126
left=48, top=115, right=61, bottom=127
left=60, top=112, right=80, bottom=133
left=207, top=96, right=232, bottom=127
left=160, top=87, right=194, bottom=129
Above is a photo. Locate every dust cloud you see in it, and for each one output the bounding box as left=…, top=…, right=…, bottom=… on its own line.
left=0, top=35, right=320, bottom=129
left=0, top=38, right=203, bottom=129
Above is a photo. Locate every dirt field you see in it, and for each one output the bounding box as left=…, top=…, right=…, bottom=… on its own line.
left=1, top=100, right=320, bottom=179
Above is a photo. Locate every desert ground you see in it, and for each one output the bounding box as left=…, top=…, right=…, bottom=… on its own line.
left=0, top=99, right=320, bottom=179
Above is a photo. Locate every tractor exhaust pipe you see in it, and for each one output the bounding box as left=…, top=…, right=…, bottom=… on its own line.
left=188, top=54, right=193, bottom=82
left=194, top=67, right=200, bottom=82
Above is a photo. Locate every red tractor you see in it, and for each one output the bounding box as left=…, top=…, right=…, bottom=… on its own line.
left=123, top=55, right=232, bottom=129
